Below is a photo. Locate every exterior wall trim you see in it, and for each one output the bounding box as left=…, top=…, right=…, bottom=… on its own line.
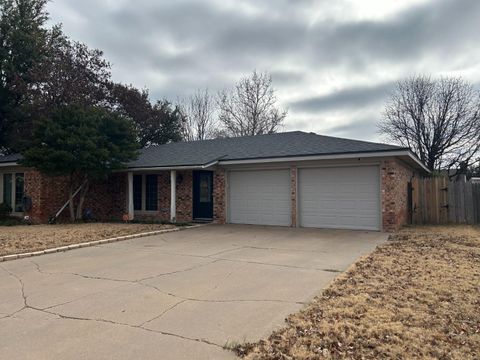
left=218, top=150, right=429, bottom=172
left=125, top=160, right=219, bottom=172
left=0, top=162, right=19, bottom=167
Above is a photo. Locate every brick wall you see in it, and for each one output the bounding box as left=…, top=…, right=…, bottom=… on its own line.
left=24, top=170, right=127, bottom=223
left=381, top=159, right=416, bottom=232
left=23, top=161, right=417, bottom=231
left=24, top=170, right=195, bottom=224
left=84, top=173, right=127, bottom=221
left=136, top=169, right=224, bottom=223
left=213, top=168, right=226, bottom=224
left=133, top=171, right=193, bottom=223
left=24, top=170, right=69, bottom=223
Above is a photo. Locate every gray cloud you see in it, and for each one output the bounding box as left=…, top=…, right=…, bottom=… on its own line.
left=326, top=117, right=382, bottom=142
left=47, top=0, right=480, bottom=141
left=305, top=0, right=480, bottom=68
left=290, top=81, right=396, bottom=113
left=270, top=70, right=306, bottom=86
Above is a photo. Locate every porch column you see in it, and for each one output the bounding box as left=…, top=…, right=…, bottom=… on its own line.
left=127, top=172, right=134, bottom=220
left=170, top=170, right=176, bottom=223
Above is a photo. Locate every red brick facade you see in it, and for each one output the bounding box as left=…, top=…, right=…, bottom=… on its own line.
left=134, top=169, right=227, bottom=224
left=213, top=168, right=226, bottom=224
left=23, top=169, right=226, bottom=224
left=85, top=174, right=127, bottom=221
left=24, top=170, right=67, bottom=223
left=24, top=170, right=127, bottom=223
left=134, top=170, right=193, bottom=223
left=381, top=159, right=416, bottom=232
left=22, top=160, right=416, bottom=231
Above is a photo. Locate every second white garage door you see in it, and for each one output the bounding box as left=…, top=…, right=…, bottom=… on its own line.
left=299, top=166, right=381, bottom=230
left=228, top=169, right=291, bottom=226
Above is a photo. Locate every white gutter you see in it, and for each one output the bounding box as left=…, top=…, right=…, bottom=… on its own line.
left=0, top=162, right=19, bottom=167
left=218, top=150, right=430, bottom=173
left=405, top=150, right=431, bottom=173
left=125, top=160, right=219, bottom=172
left=0, top=159, right=221, bottom=172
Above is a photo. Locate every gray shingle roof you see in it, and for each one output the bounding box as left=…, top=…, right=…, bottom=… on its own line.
left=128, top=131, right=406, bottom=168
left=0, top=153, right=22, bottom=163
left=0, top=131, right=407, bottom=168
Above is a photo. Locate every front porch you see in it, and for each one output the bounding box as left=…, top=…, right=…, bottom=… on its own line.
left=125, top=168, right=225, bottom=224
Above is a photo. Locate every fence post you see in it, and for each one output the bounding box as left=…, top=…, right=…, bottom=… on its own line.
left=448, top=179, right=455, bottom=223
left=473, top=183, right=480, bottom=223
left=465, top=181, right=474, bottom=224
left=440, top=176, right=448, bottom=223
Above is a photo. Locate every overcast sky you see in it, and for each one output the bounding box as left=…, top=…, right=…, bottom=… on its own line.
left=47, top=0, right=480, bottom=142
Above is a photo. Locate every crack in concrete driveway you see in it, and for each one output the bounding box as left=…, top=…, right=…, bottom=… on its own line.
left=0, top=224, right=387, bottom=359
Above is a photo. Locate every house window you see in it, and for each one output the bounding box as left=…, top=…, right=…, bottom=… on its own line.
left=133, top=174, right=158, bottom=212
left=14, top=173, right=25, bottom=212
left=133, top=175, right=142, bottom=211
left=3, top=174, right=12, bottom=208
left=199, top=173, right=211, bottom=203
left=145, top=175, right=158, bottom=211
left=1, top=172, right=25, bottom=213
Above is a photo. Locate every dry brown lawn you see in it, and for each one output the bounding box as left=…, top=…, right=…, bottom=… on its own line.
left=0, top=222, right=175, bottom=256
left=239, top=226, right=480, bottom=360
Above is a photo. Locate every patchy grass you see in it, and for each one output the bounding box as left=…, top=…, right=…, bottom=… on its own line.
left=240, top=226, right=480, bottom=360
left=224, top=338, right=252, bottom=352
left=0, top=222, right=176, bottom=256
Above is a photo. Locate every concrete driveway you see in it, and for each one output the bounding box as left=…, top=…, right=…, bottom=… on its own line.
left=0, top=225, right=386, bottom=359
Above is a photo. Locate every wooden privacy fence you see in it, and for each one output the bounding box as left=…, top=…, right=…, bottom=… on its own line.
left=411, top=175, right=480, bottom=225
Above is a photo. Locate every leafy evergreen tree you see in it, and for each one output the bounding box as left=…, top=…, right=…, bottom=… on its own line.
left=1, top=0, right=182, bottom=153
left=111, top=83, right=184, bottom=146
left=22, top=105, right=138, bottom=221
left=0, top=0, right=58, bottom=152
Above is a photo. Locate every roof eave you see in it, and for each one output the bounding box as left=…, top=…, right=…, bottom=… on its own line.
left=218, top=150, right=430, bottom=173
left=403, top=150, right=430, bottom=173
left=0, top=161, right=20, bottom=167
left=123, top=159, right=220, bottom=172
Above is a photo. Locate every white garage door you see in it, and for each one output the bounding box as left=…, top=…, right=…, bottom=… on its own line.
left=228, top=170, right=291, bottom=226
left=299, top=166, right=380, bottom=230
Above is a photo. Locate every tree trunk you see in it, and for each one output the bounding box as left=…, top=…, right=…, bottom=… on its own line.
left=75, top=180, right=89, bottom=220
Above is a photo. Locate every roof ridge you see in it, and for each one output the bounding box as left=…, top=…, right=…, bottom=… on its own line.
left=141, top=131, right=402, bottom=149
left=144, top=131, right=306, bottom=148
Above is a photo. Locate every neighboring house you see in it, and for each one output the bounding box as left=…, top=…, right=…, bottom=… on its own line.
left=0, top=131, right=429, bottom=231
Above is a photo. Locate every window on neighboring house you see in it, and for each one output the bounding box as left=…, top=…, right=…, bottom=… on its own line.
left=133, top=174, right=158, bottom=212
left=1, top=172, right=25, bottom=212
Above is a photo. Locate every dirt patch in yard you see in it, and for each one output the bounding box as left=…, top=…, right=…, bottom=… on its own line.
left=0, top=223, right=176, bottom=256
left=239, top=226, right=480, bottom=360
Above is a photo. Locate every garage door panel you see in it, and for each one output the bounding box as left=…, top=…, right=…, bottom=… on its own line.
left=299, top=166, right=380, bottom=230
left=228, top=170, right=291, bottom=226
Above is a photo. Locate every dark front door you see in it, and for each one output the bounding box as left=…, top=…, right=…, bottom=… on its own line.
left=193, top=171, right=213, bottom=220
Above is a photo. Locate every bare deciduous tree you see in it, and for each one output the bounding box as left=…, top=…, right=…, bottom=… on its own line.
left=379, top=75, right=480, bottom=171
left=218, top=71, right=287, bottom=137
left=180, top=88, right=217, bottom=141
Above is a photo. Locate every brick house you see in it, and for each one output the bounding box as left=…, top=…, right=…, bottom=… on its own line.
left=0, top=131, right=429, bottom=232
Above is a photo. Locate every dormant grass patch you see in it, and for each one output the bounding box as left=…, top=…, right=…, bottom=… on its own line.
left=239, top=226, right=480, bottom=360
left=0, top=222, right=175, bottom=256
